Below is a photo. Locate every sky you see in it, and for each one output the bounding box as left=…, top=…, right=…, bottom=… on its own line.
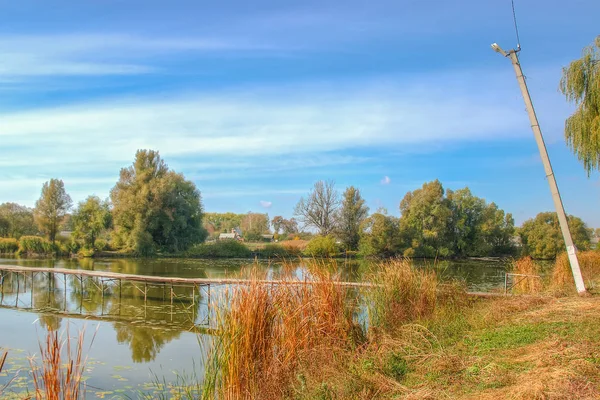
left=0, top=0, right=599, bottom=227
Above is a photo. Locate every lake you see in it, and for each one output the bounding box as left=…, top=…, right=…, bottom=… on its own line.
left=0, top=256, right=508, bottom=399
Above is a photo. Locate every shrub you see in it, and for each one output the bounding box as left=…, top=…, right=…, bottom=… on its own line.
left=258, top=244, right=290, bottom=259
left=77, top=248, right=95, bottom=258
left=18, top=236, right=57, bottom=255
left=304, top=235, right=339, bottom=258
left=187, top=240, right=252, bottom=258
left=94, top=239, right=109, bottom=252
left=0, top=238, right=18, bottom=254
left=367, top=259, right=438, bottom=332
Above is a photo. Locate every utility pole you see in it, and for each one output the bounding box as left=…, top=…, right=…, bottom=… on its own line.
left=491, top=43, right=586, bottom=294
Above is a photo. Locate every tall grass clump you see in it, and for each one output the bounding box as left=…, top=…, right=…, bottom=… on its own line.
left=551, top=250, right=600, bottom=293
left=29, top=327, right=96, bottom=400
left=367, top=259, right=438, bottom=332
left=0, top=238, right=18, bottom=254
left=18, top=236, right=57, bottom=256
left=203, top=265, right=363, bottom=400
left=511, top=257, right=543, bottom=294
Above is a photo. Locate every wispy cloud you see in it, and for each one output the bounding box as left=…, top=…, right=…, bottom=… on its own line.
left=381, top=176, right=391, bottom=185
left=0, top=74, right=529, bottom=164
left=0, top=33, right=278, bottom=79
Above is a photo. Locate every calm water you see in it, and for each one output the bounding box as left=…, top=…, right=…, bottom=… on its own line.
left=0, top=256, right=507, bottom=398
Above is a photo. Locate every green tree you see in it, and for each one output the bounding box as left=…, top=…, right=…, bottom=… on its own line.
left=399, top=180, right=452, bottom=257
left=479, top=203, right=516, bottom=256
left=294, top=180, right=340, bottom=235
left=359, top=213, right=400, bottom=257
left=34, top=179, right=72, bottom=243
left=240, top=212, right=270, bottom=240
left=337, top=186, right=369, bottom=250
left=519, top=212, right=591, bottom=259
left=72, top=196, right=112, bottom=249
left=110, top=150, right=207, bottom=255
left=0, top=203, right=37, bottom=238
left=203, top=212, right=244, bottom=234
left=446, top=188, right=516, bottom=256
left=560, top=36, right=600, bottom=174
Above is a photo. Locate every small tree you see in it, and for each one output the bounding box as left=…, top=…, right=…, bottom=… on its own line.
left=294, top=180, right=340, bottom=235
left=560, top=36, right=600, bottom=174
left=72, top=196, right=112, bottom=249
left=337, top=186, right=369, bottom=250
left=34, top=179, right=72, bottom=243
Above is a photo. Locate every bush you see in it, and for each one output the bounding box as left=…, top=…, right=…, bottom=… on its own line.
left=94, top=239, right=109, bottom=252
left=258, top=244, right=291, bottom=259
left=18, top=236, right=57, bottom=255
left=60, top=240, right=80, bottom=255
left=0, top=238, right=18, bottom=253
left=187, top=240, right=252, bottom=258
left=304, top=235, right=339, bottom=258
left=78, top=248, right=95, bottom=258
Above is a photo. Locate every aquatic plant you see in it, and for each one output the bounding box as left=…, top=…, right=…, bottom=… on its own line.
left=29, top=326, right=97, bottom=400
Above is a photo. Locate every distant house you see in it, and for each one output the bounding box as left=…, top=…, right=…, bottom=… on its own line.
left=219, top=228, right=242, bottom=241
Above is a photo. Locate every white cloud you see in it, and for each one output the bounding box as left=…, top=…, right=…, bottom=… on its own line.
left=260, top=200, right=273, bottom=208
left=0, top=74, right=530, bottom=165
left=381, top=176, right=391, bottom=185
left=0, top=34, right=277, bottom=78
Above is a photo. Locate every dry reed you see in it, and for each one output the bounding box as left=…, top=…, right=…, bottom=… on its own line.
left=367, top=259, right=438, bottom=333
left=202, top=265, right=363, bottom=400
left=551, top=251, right=600, bottom=293
left=28, top=326, right=97, bottom=400
left=511, top=257, right=543, bottom=294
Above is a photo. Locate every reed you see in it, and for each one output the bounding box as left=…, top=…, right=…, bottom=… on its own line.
left=511, top=257, right=543, bottom=294
left=202, top=263, right=363, bottom=400
left=29, top=326, right=96, bottom=400
left=367, top=259, right=438, bottom=333
left=551, top=250, right=600, bottom=293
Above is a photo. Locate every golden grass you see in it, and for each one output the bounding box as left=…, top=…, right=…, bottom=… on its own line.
left=511, top=257, right=543, bottom=294
left=279, top=239, right=309, bottom=251
left=368, top=259, right=438, bottom=333
left=551, top=251, right=600, bottom=294
left=28, top=326, right=96, bottom=400
left=203, top=265, right=363, bottom=400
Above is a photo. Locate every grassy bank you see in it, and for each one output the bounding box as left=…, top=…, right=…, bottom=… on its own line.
left=198, top=257, right=600, bottom=400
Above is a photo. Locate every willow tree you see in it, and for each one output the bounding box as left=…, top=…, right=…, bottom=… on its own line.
left=560, top=36, right=600, bottom=174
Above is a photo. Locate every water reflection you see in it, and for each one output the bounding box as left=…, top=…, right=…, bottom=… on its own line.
left=0, top=256, right=510, bottom=364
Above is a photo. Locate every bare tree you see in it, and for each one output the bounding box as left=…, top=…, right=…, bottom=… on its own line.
left=294, top=180, right=340, bottom=235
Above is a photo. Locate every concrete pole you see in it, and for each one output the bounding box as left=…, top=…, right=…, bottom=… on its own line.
left=507, top=50, right=586, bottom=294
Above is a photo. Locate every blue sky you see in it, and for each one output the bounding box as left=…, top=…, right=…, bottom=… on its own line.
left=1, top=0, right=599, bottom=227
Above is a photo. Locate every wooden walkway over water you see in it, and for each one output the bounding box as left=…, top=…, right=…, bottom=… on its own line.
left=0, top=264, right=502, bottom=295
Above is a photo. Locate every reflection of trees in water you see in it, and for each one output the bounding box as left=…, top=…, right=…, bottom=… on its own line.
left=32, top=272, right=65, bottom=331
left=114, top=324, right=182, bottom=363
left=69, top=276, right=104, bottom=314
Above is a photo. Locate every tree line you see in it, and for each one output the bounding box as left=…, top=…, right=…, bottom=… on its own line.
left=292, top=180, right=595, bottom=259
left=0, top=151, right=596, bottom=259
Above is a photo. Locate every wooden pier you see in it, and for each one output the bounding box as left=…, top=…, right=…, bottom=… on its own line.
left=0, top=264, right=499, bottom=320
